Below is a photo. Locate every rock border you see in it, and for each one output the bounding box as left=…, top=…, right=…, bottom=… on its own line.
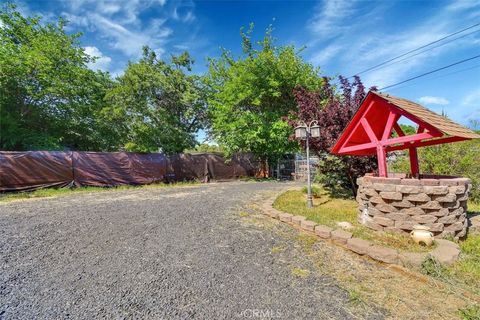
left=261, top=195, right=461, bottom=268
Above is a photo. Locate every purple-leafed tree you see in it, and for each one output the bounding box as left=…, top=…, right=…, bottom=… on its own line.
left=289, top=76, right=378, bottom=196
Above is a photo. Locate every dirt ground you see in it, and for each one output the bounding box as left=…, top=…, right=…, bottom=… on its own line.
left=0, top=181, right=476, bottom=319
left=244, top=190, right=479, bottom=320
left=1, top=181, right=384, bottom=319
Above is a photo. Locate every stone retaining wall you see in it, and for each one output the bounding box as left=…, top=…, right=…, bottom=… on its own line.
left=356, top=175, right=472, bottom=239
left=263, top=194, right=462, bottom=267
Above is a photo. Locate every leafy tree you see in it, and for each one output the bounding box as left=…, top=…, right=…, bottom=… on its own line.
left=0, top=4, right=114, bottom=150
left=391, top=124, right=416, bottom=137
left=290, top=76, right=377, bottom=196
left=184, top=143, right=224, bottom=154
left=390, top=131, right=480, bottom=203
left=205, top=25, right=323, bottom=173
left=105, top=47, right=207, bottom=153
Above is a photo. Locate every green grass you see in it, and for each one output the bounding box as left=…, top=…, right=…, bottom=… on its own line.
left=301, top=185, right=323, bottom=198
left=0, top=181, right=198, bottom=203
left=421, top=256, right=450, bottom=279
left=449, top=234, right=480, bottom=290
left=468, top=201, right=480, bottom=214
left=294, top=233, right=319, bottom=254
left=291, top=267, right=310, bottom=278
left=270, top=246, right=285, bottom=254
left=274, top=189, right=357, bottom=228
left=273, top=187, right=433, bottom=252
left=239, top=177, right=276, bottom=182
left=458, top=305, right=480, bottom=320
left=411, top=226, right=480, bottom=294
left=347, top=289, right=364, bottom=306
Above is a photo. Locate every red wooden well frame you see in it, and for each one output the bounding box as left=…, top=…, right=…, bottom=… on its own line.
left=331, top=91, right=480, bottom=178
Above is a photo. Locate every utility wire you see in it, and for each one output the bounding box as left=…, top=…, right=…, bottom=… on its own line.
left=379, top=54, right=480, bottom=90
left=385, top=64, right=480, bottom=92
left=350, top=22, right=480, bottom=77
left=360, top=29, right=480, bottom=74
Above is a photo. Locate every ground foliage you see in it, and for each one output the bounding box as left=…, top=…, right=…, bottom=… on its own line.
left=2, top=4, right=478, bottom=201
left=0, top=5, right=205, bottom=153
left=390, top=130, right=480, bottom=203
left=105, top=48, right=207, bottom=153
left=289, top=76, right=377, bottom=196
left=0, top=4, right=115, bottom=150
left=204, top=24, right=323, bottom=166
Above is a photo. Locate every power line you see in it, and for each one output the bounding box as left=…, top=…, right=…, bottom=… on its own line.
left=350, top=22, right=480, bottom=77
left=385, top=64, right=480, bottom=92
left=379, top=54, right=480, bottom=91
left=361, top=29, right=480, bottom=74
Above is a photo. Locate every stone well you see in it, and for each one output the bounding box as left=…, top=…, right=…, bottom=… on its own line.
left=356, top=174, right=472, bottom=239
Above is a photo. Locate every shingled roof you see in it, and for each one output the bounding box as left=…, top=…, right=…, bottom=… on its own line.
left=331, top=91, right=479, bottom=177
left=331, top=91, right=480, bottom=157
left=374, top=92, right=480, bottom=139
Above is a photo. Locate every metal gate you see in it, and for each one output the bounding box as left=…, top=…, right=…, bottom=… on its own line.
left=293, top=156, right=319, bottom=181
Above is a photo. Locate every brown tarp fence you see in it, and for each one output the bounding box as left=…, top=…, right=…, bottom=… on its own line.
left=0, top=151, right=259, bottom=192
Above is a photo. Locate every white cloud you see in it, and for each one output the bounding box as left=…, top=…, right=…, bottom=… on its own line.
left=446, top=0, right=480, bottom=12
left=100, top=16, right=171, bottom=57
left=306, top=1, right=480, bottom=88
left=353, top=25, right=454, bottom=88
left=62, top=12, right=90, bottom=28
left=67, top=0, right=167, bottom=25
left=173, top=44, right=189, bottom=50
left=110, top=68, right=125, bottom=79
left=84, top=46, right=112, bottom=71
left=63, top=0, right=173, bottom=57
left=308, top=0, right=355, bottom=37
left=97, top=2, right=122, bottom=15
left=310, top=44, right=342, bottom=66
left=462, top=88, right=480, bottom=106
left=172, top=7, right=195, bottom=23
left=418, top=96, right=450, bottom=105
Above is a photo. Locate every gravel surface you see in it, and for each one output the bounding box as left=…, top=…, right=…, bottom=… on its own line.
left=0, top=181, right=384, bottom=319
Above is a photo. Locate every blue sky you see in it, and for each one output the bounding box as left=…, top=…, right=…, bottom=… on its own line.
left=14, top=0, right=480, bottom=127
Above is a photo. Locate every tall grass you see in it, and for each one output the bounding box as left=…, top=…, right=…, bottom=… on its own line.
left=449, top=234, right=480, bottom=291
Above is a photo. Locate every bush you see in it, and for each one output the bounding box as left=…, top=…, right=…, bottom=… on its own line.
left=314, top=155, right=355, bottom=199
left=390, top=138, right=480, bottom=203
left=301, top=185, right=323, bottom=198
left=290, top=77, right=377, bottom=198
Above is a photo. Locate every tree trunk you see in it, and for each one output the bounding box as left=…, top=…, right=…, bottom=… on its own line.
left=262, top=157, right=269, bottom=178
left=346, top=166, right=357, bottom=197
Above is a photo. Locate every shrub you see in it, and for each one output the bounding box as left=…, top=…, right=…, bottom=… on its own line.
left=390, top=137, right=480, bottom=203
left=301, top=185, right=323, bottom=198
left=289, top=76, right=377, bottom=197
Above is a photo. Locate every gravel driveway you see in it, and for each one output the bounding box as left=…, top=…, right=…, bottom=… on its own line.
left=0, top=181, right=384, bottom=319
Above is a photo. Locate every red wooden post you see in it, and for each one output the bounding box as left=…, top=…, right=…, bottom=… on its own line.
left=381, top=111, right=397, bottom=141
left=331, top=91, right=478, bottom=179
left=409, top=147, right=419, bottom=178
left=376, top=145, right=388, bottom=177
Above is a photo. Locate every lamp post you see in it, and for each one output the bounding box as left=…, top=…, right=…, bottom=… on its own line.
left=294, top=120, right=320, bottom=208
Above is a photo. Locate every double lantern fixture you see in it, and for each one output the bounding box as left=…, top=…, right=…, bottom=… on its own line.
left=294, top=120, right=320, bottom=208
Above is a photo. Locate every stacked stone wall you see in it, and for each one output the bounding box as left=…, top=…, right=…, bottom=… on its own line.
left=356, top=175, right=472, bottom=239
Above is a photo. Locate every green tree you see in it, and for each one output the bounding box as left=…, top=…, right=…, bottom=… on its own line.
left=184, top=143, right=224, bottom=154
left=205, top=25, right=322, bottom=172
left=390, top=136, right=480, bottom=203
left=399, top=124, right=416, bottom=135
left=105, top=47, right=207, bottom=153
left=0, top=4, right=114, bottom=150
